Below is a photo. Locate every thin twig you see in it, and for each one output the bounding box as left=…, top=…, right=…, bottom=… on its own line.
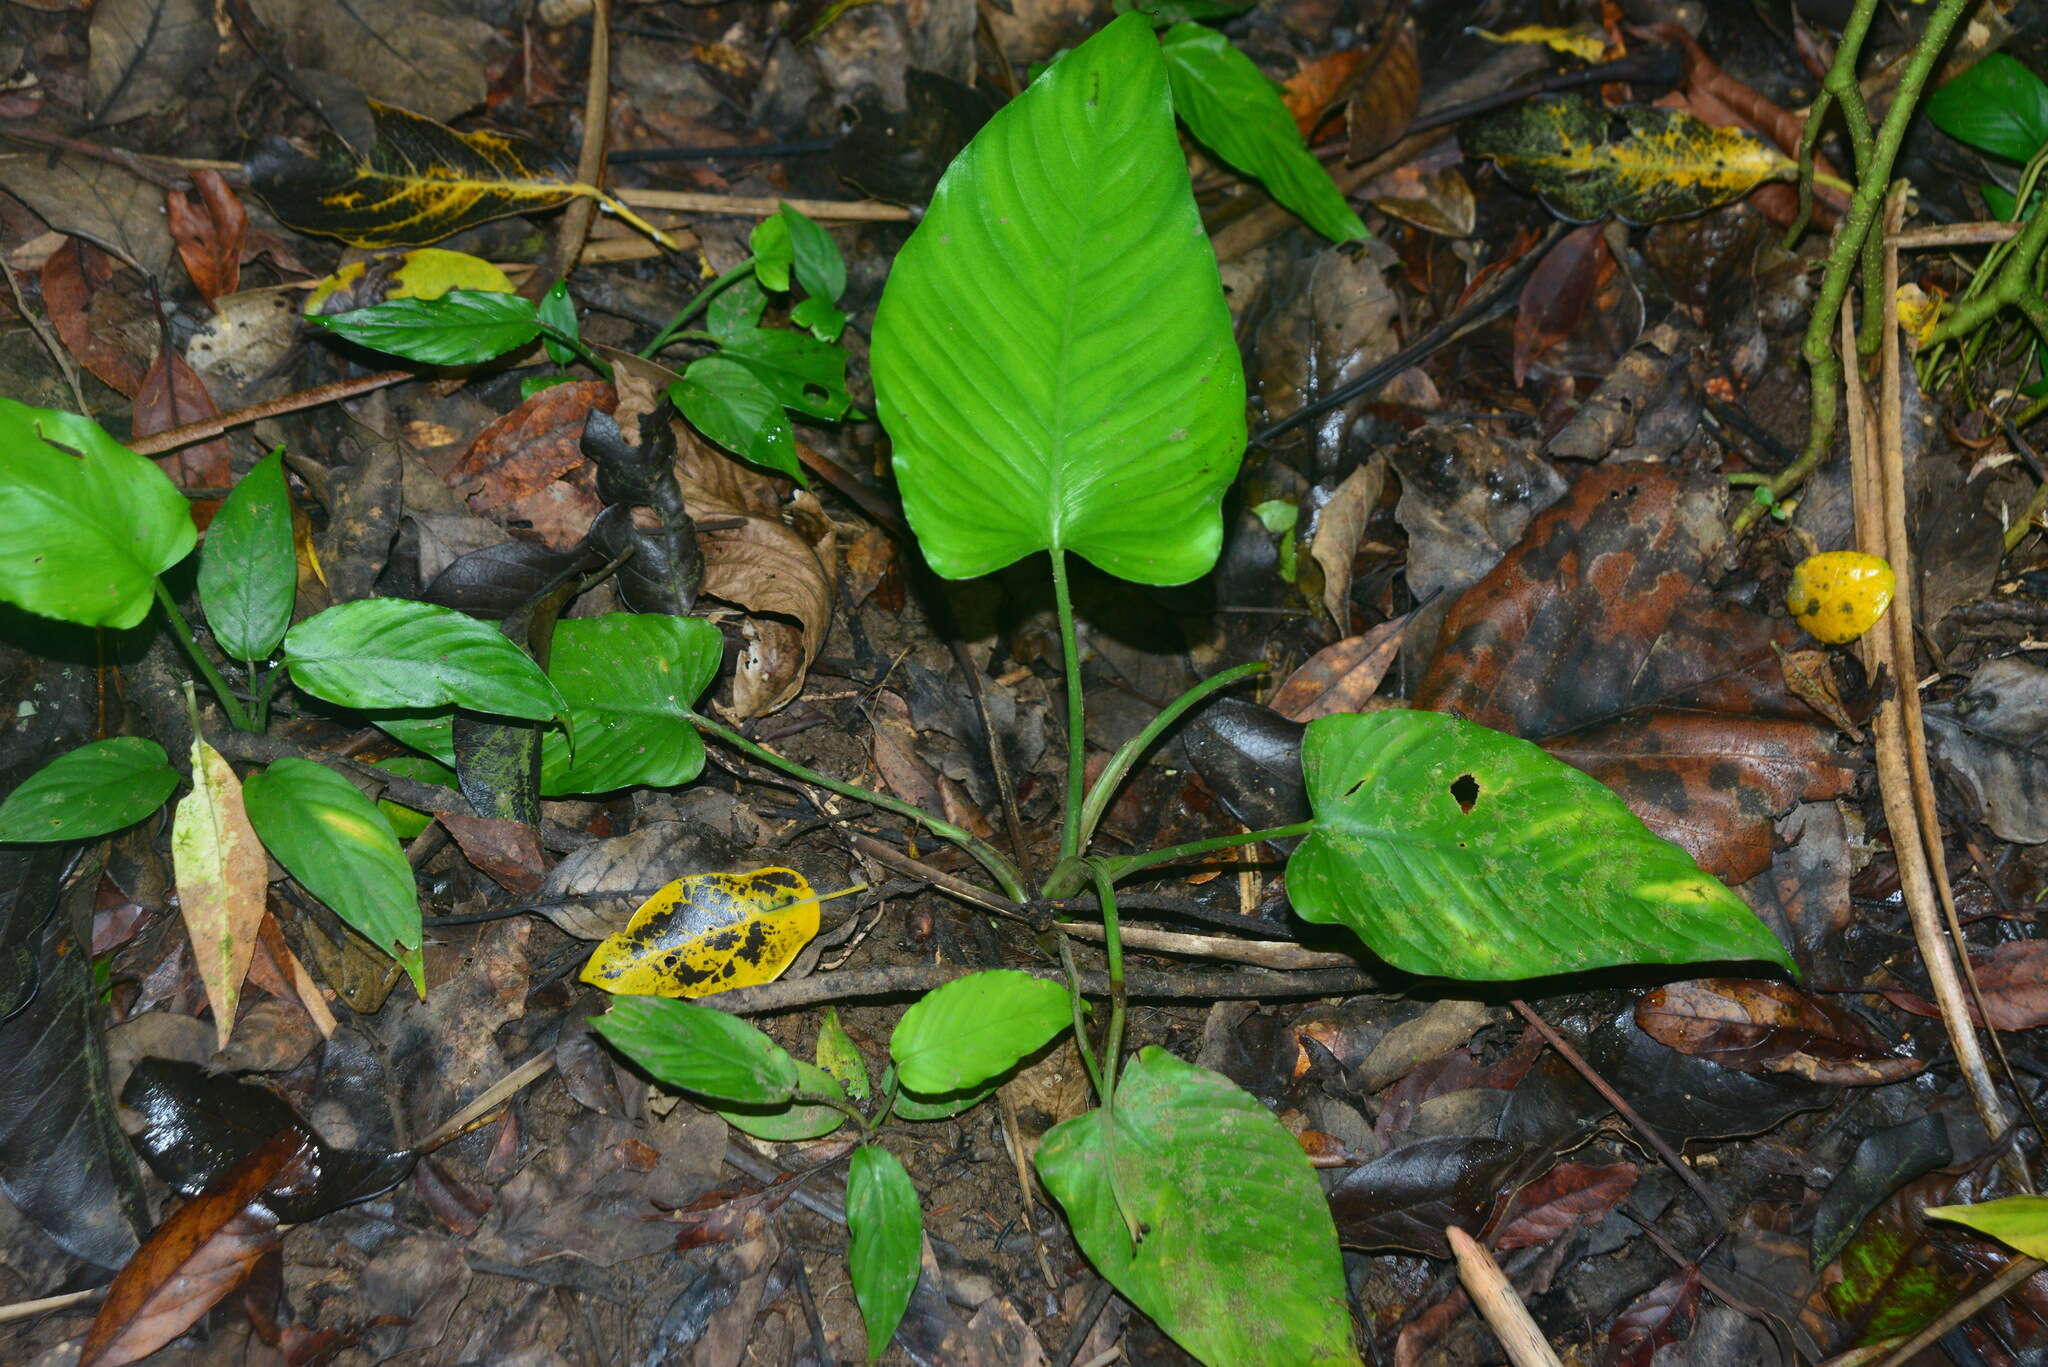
left=1059, top=920, right=1357, bottom=971
left=0, top=1288, right=102, bottom=1326
left=0, top=253, right=87, bottom=414
left=613, top=188, right=913, bottom=222
left=699, top=962, right=1377, bottom=1015
left=418, top=1050, right=556, bottom=1151
left=1050, top=1279, right=1117, bottom=1367
left=523, top=0, right=611, bottom=303
left=1891, top=223, right=2025, bottom=250
left=1445, top=1227, right=1563, bottom=1367
left=126, top=370, right=412, bottom=455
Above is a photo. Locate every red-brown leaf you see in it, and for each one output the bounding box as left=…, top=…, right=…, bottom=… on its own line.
left=134, top=345, right=233, bottom=525
left=1605, top=1264, right=1700, bottom=1367
left=1636, top=978, right=1923, bottom=1085
left=1513, top=223, right=1612, bottom=386
left=1270, top=616, right=1410, bottom=722
left=1494, top=1160, right=1639, bottom=1250
left=165, top=170, right=248, bottom=303
left=1283, top=49, right=1364, bottom=138
left=40, top=238, right=149, bottom=396
left=1879, top=940, right=2048, bottom=1031
left=445, top=380, right=615, bottom=549
left=1346, top=20, right=1419, bottom=163
left=80, top=1128, right=313, bottom=1367
left=436, top=812, right=547, bottom=899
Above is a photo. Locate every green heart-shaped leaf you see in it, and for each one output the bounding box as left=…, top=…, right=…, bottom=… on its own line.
left=539, top=613, right=720, bottom=795
left=888, top=969, right=1071, bottom=1094
left=1287, top=709, right=1794, bottom=980
left=870, top=12, right=1245, bottom=585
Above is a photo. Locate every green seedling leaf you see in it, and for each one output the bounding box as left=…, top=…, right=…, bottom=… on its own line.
left=367, top=710, right=457, bottom=766
left=817, top=1007, right=871, bottom=1102
left=1161, top=24, right=1368, bottom=244
left=707, top=274, right=769, bottom=338
left=0, top=738, right=179, bottom=843
left=242, top=757, right=424, bottom=994
left=198, top=449, right=295, bottom=662
left=539, top=612, right=719, bottom=795
left=668, top=359, right=802, bottom=483
left=881, top=1064, right=1002, bottom=1121
left=579, top=868, right=822, bottom=998
left=716, top=1060, right=849, bottom=1142
left=751, top=213, right=794, bottom=292
left=1287, top=709, right=1793, bottom=980
left=0, top=399, right=197, bottom=629
left=889, top=970, right=1072, bottom=1094
left=718, top=328, right=853, bottom=422
left=537, top=279, right=580, bottom=367
left=170, top=740, right=266, bottom=1051
left=1927, top=1195, right=2048, bottom=1259
left=309, top=289, right=542, bottom=366
left=847, top=1145, right=922, bottom=1362
left=1138, top=0, right=1254, bottom=20
left=790, top=295, right=848, bottom=344
left=284, top=599, right=565, bottom=722
left=1462, top=93, right=1794, bottom=225
left=592, top=994, right=800, bottom=1106
left=1036, top=1048, right=1361, bottom=1366
left=779, top=204, right=846, bottom=304
left=1926, top=53, right=2048, bottom=162
left=370, top=754, right=456, bottom=840
left=870, top=12, right=1246, bottom=585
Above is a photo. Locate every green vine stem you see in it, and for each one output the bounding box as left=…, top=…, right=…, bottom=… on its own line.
left=1735, top=0, right=1975, bottom=535
left=1785, top=0, right=1879, bottom=247
left=1086, top=857, right=1143, bottom=1246
left=1054, top=930, right=1108, bottom=1102
left=642, top=261, right=755, bottom=357
left=683, top=707, right=1029, bottom=901
left=1050, top=550, right=1088, bottom=868
left=1097, top=820, right=1314, bottom=884
left=153, top=580, right=253, bottom=732
left=1923, top=194, right=2048, bottom=351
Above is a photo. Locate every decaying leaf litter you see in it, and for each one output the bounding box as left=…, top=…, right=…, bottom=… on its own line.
left=7, top=0, right=2048, bottom=1363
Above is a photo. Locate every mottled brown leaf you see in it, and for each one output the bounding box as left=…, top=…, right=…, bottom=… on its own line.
left=1308, top=455, right=1384, bottom=629
left=166, top=171, right=247, bottom=304
left=1494, top=1160, right=1639, bottom=1250
left=1514, top=223, right=1616, bottom=385
left=1636, top=979, right=1923, bottom=1086
left=436, top=812, right=546, bottom=899
left=1282, top=49, right=1363, bottom=138
left=1880, top=940, right=2048, bottom=1032
left=40, top=238, right=150, bottom=396
left=446, top=381, right=613, bottom=550
left=1270, top=615, right=1410, bottom=722
left=1346, top=20, right=1418, bottom=163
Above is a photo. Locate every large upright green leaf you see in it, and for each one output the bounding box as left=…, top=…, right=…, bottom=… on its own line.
left=1286, top=710, right=1793, bottom=980
left=846, top=1145, right=922, bottom=1362
left=1036, top=1048, right=1360, bottom=1366
left=0, top=399, right=196, bottom=629
left=284, top=599, right=565, bottom=722
left=1161, top=24, right=1367, bottom=244
left=198, top=449, right=296, bottom=662
left=870, top=13, right=1245, bottom=585
left=539, top=613, right=720, bottom=796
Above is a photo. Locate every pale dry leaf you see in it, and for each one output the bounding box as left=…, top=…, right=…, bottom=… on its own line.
left=172, top=741, right=268, bottom=1051
left=1309, top=456, right=1385, bottom=629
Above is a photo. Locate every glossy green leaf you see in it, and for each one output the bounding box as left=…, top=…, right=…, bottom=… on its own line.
left=537, top=280, right=579, bottom=367
left=847, top=1145, right=922, bottom=1362
left=198, top=449, right=296, bottom=662
left=1035, top=1048, right=1360, bottom=1366
left=750, top=214, right=793, bottom=292
left=0, top=739, right=179, bottom=843
left=718, top=328, right=852, bottom=422
left=367, top=710, right=457, bottom=765
left=592, top=995, right=799, bottom=1105
left=668, top=361, right=802, bottom=483
left=370, top=754, right=456, bottom=840
left=241, top=757, right=424, bottom=994
left=870, top=12, right=1246, bottom=585
left=1927, top=53, right=2048, bottom=162
left=0, top=399, right=196, bottom=629
left=284, top=599, right=565, bottom=722
left=716, top=1060, right=849, bottom=1141
left=1286, top=710, right=1793, bottom=980
left=1140, top=0, right=1254, bottom=20
left=780, top=204, right=846, bottom=304
left=308, top=289, right=541, bottom=366
left=1161, top=24, right=1367, bottom=243
left=539, top=613, right=720, bottom=796
left=882, top=1065, right=1002, bottom=1121
left=889, top=970, right=1072, bottom=1094
left=1927, top=1195, right=2048, bottom=1259
left=817, top=1007, right=871, bottom=1102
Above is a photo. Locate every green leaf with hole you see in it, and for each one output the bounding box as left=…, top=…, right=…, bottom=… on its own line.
left=1927, top=53, right=2048, bottom=162
left=870, top=12, right=1245, bottom=585
left=539, top=613, right=720, bottom=796
left=718, top=329, right=852, bottom=422
left=242, top=757, right=424, bottom=994
left=1286, top=709, right=1793, bottom=980
left=889, top=970, right=1072, bottom=1094
left=715, top=1060, right=849, bottom=1142
left=198, top=448, right=296, bottom=662
left=592, top=995, right=799, bottom=1105
left=1161, top=24, right=1367, bottom=244
left=308, top=289, right=541, bottom=366
left=0, top=399, right=196, bottom=629
left=0, top=739, right=179, bottom=843
left=668, top=360, right=802, bottom=483
left=284, top=599, right=565, bottom=722
left=847, top=1145, right=922, bottom=1362
left=1036, top=1048, right=1361, bottom=1366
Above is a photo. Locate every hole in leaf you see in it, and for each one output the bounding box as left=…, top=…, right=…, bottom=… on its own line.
left=1450, top=774, right=1479, bottom=813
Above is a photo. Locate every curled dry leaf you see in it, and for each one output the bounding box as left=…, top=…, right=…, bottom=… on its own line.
left=445, top=380, right=613, bottom=550
left=1635, top=979, right=1923, bottom=1086
left=40, top=238, right=151, bottom=396
left=1308, top=455, right=1385, bottom=629
left=165, top=170, right=247, bottom=304
left=1346, top=19, right=1419, bottom=163
left=1282, top=49, right=1363, bottom=138
left=1269, top=614, right=1410, bottom=722
left=134, top=345, right=233, bottom=522
left=436, top=811, right=546, bottom=899
left=1606, top=1265, right=1700, bottom=1367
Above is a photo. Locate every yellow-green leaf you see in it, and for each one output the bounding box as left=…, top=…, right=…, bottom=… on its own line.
left=1461, top=93, right=1794, bottom=225
left=171, top=739, right=268, bottom=1051
left=580, top=868, right=823, bottom=999
left=1927, top=1196, right=2048, bottom=1259
left=1471, top=25, right=1608, bottom=61
left=248, top=100, right=671, bottom=250
left=304, top=248, right=515, bottom=316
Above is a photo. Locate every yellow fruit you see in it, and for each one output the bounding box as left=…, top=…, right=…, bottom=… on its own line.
left=1786, top=551, right=1895, bottom=644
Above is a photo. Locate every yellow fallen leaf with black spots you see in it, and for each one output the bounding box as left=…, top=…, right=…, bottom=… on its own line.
left=581, top=868, right=833, bottom=999
left=248, top=101, right=672, bottom=251
left=1461, top=93, right=1794, bottom=225
left=304, top=248, right=514, bottom=316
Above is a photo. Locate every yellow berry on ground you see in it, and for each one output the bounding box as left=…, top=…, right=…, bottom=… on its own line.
left=1786, top=551, right=1895, bottom=645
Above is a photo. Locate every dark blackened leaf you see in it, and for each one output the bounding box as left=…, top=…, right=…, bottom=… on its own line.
left=1182, top=698, right=1309, bottom=849
left=1583, top=1008, right=1830, bottom=1140
left=583, top=407, right=704, bottom=615
left=834, top=71, right=998, bottom=206
left=121, top=1059, right=413, bottom=1224
left=1327, top=1135, right=1534, bottom=1257
left=86, top=0, right=214, bottom=125
left=1635, top=979, right=1923, bottom=1086
left=423, top=539, right=590, bottom=620
left=1606, top=1265, right=1699, bottom=1367
left=1811, top=1113, right=1957, bottom=1271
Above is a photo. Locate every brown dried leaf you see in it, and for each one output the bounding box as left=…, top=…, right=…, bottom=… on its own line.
left=40, top=238, right=150, bottom=396
left=1494, top=1160, right=1639, bottom=1250
left=165, top=170, right=247, bottom=304
left=1879, top=940, right=2048, bottom=1032
left=171, top=739, right=267, bottom=1052
left=1283, top=49, right=1363, bottom=138
left=1513, top=223, right=1641, bottom=385
left=870, top=690, right=943, bottom=813
left=134, top=344, right=233, bottom=524
left=1347, top=20, right=1419, bottom=163
left=1364, top=163, right=1476, bottom=238
left=1309, top=456, right=1385, bottom=629
left=1636, top=979, right=1923, bottom=1086
left=436, top=812, right=547, bottom=899
left=1270, top=616, right=1410, bottom=722
left=1605, top=1265, right=1700, bottom=1367
left=445, top=381, right=614, bottom=550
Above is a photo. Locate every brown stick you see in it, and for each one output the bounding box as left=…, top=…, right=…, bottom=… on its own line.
left=523, top=0, right=611, bottom=301
left=125, top=370, right=412, bottom=455
left=614, top=188, right=914, bottom=222
left=696, top=962, right=1377, bottom=1015
left=1891, top=223, right=2024, bottom=249
left=1445, top=1227, right=1564, bottom=1367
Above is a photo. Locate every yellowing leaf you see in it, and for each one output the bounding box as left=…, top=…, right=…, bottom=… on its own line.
left=580, top=868, right=824, bottom=999
left=1895, top=282, right=1944, bottom=351
left=1927, top=1196, right=2048, bottom=1259
left=248, top=100, right=672, bottom=250
left=304, top=248, right=515, bottom=315
left=1470, top=25, right=1610, bottom=62
left=171, top=739, right=269, bottom=1050
left=1787, top=551, right=1895, bottom=645
left=1462, top=93, right=1795, bottom=225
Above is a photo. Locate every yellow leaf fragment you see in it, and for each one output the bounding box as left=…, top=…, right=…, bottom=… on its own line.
left=580, top=868, right=824, bottom=999
left=1894, top=282, right=1944, bottom=351
left=304, top=248, right=515, bottom=315
left=1927, top=1196, right=2048, bottom=1259
left=1470, top=25, right=1610, bottom=62
left=172, top=740, right=269, bottom=1050
left=1786, top=551, right=1895, bottom=645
